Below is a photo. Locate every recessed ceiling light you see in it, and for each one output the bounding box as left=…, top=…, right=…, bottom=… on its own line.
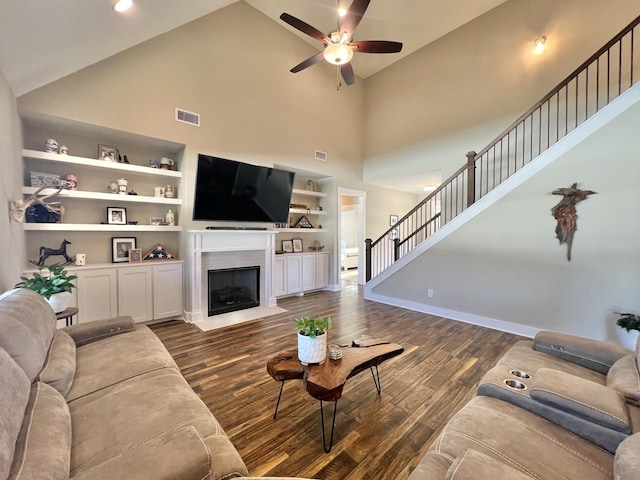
left=113, top=0, right=133, bottom=13
left=534, top=35, right=547, bottom=55
left=338, top=7, right=347, bottom=17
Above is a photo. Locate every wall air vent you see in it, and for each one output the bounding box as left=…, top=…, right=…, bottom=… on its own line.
left=315, top=150, right=327, bottom=162
left=175, top=108, right=200, bottom=127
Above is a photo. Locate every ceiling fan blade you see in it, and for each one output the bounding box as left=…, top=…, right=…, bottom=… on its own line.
left=290, top=52, right=324, bottom=73
left=341, top=63, right=355, bottom=86
left=340, top=0, right=370, bottom=37
left=280, top=13, right=328, bottom=43
left=350, top=40, right=403, bottom=54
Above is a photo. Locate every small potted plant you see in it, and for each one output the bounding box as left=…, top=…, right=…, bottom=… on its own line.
left=294, top=316, right=332, bottom=366
left=15, top=264, right=77, bottom=313
left=615, top=312, right=640, bottom=350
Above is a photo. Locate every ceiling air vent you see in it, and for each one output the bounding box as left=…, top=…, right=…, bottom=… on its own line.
left=175, top=108, right=200, bottom=127
left=315, top=150, right=327, bottom=162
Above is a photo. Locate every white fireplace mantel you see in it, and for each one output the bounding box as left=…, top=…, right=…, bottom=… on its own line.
left=186, top=229, right=277, bottom=324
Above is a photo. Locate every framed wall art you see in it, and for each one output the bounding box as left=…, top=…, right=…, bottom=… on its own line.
left=292, top=238, right=303, bottom=253
left=112, top=237, right=136, bottom=263
left=107, top=206, right=127, bottom=225
left=128, top=248, right=142, bottom=263
left=98, top=144, right=118, bottom=162
left=282, top=239, right=293, bottom=253
left=390, top=214, right=399, bottom=226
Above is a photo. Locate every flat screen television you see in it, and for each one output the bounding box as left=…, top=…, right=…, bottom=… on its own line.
left=193, top=154, right=295, bottom=223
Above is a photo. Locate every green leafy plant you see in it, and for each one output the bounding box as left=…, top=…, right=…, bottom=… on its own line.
left=15, top=264, right=77, bottom=300
left=616, top=312, right=640, bottom=333
left=293, top=316, right=332, bottom=338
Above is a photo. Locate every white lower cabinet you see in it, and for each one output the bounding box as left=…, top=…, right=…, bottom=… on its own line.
left=76, top=262, right=183, bottom=323
left=274, top=253, right=329, bottom=298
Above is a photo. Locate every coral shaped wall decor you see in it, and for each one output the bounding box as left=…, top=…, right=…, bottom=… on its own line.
left=550, top=182, right=596, bottom=261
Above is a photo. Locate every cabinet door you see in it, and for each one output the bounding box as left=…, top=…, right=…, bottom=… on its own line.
left=76, top=269, right=118, bottom=323
left=152, top=263, right=183, bottom=319
left=316, top=253, right=329, bottom=289
left=273, top=256, right=287, bottom=297
left=286, top=255, right=303, bottom=294
left=118, top=267, right=153, bottom=323
left=302, top=254, right=317, bottom=291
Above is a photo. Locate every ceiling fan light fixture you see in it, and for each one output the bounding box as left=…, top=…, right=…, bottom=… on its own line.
left=323, top=43, right=353, bottom=65
left=534, top=35, right=547, bottom=55
left=338, top=7, right=347, bottom=17
left=112, top=0, right=133, bottom=12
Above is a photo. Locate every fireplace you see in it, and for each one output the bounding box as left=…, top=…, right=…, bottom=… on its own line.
left=208, top=266, right=260, bottom=316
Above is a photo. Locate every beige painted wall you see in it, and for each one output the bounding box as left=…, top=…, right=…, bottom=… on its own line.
left=363, top=0, right=640, bottom=185
left=372, top=100, right=640, bottom=342
left=16, top=2, right=416, bottom=283
left=0, top=69, right=24, bottom=291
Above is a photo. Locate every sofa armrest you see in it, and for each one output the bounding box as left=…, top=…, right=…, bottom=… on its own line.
left=62, top=316, right=134, bottom=346
left=615, top=433, right=640, bottom=480
left=531, top=368, right=630, bottom=433
left=71, top=426, right=211, bottom=480
left=445, top=449, right=534, bottom=480
left=534, top=331, right=631, bottom=374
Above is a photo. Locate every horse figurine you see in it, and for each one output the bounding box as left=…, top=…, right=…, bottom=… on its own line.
left=31, top=239, right=74, bottom=267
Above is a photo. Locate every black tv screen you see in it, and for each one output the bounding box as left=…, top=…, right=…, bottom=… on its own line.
left=193, top=154, right=295, bottom=223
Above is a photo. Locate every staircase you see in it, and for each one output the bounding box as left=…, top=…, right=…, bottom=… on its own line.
left=365, top=14, right=640, bottom=282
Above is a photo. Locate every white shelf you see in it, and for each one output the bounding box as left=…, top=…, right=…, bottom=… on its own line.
left=22, top=187, right=182, bottom=205
left=23, top=149, right=182, bottom=179
left=23, top=223, right=182, bottom=232
left=292, top=188, right=326, bottom=198
left=275, top=228, right=325, bottom=233
left=289, top=208, right=326, bottom=215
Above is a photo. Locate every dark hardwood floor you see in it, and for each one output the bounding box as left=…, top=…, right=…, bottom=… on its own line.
left=149, top=279, right=524, bottom=479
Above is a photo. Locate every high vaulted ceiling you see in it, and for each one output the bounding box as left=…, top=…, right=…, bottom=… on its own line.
left=0, top=0, right=508, bottom=97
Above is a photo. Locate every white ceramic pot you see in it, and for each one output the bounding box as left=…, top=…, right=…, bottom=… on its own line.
left=297, top=332, right=327, bottom=366
left=615, top=328, right=639, bottom=351
left=46, top=292, right=73, bottom=314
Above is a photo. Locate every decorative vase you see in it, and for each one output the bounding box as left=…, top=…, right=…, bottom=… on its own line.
left=45, top=138, right=58, bottom=153
left=615, top=328, right=639, bottom=351
left=46, top=292, right=73, bottom=314
left=298, top=332, right=327, bottom=366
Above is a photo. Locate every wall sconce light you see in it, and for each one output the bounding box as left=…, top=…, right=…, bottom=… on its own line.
left=534, top=35, right=547, bottom=55
left=113, top=0, right=133, bottom=12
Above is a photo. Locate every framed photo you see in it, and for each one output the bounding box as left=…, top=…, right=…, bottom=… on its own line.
left=112, top=237, right=136, bottom=263
left=98, top=144, right=118, bottom=162
left=390, top=228, right=399, bottom=240
left=292, top=238, right=303, bottom=253
left=282, top=239, right=293, bottom=253
left=129, top=248, right=142, bottom=263
left=390, top=214, right=399, bottom=226
left=149, top=217, right=164, bottom=226
left=107, top=206, right=127, bottom=225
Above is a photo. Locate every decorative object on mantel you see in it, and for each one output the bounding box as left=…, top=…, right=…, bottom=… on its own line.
left=309, top=240, right=324, bottom=251
left=59, top=145, right=69, bottom=155
left=129, top=248, right=142, bottom=263
left=15, top=264, right=77, bottom=313
left=116, top=177, right=128, bottom=195
left=282, top=239, right=293, bottom=253
left=107, top=206, right=127, bottom=225
left=165, top=209, right=175, bottom=226
left=292, top=238, right=303, bottom=253
left=306, top=179, right=316, bottom=191
left=98, top=144, right=118, bottom=162
left=290, top=203, right=307, bottom=210
left=294, top=215, right=314, bottom=228
left=551, top=182, right=596, bottom=261
left=45, top=138, right=58, bottom=153
left=142, top=243, right=177, bottom=261
left=63, top=174, right=78, bottom=190
left=9, top=185, right=64, bottom=223
left=294, top=316, right=332, bottom=366
left=30, top=239, right=74, bottom=267
left=112, top=237, right=136, bottom=263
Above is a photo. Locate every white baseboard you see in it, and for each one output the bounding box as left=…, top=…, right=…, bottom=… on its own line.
left=365, top=292, right=539, bottom=338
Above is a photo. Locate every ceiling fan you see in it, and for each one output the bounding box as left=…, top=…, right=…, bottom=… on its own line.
left=280, top=0, right=403, bottom=86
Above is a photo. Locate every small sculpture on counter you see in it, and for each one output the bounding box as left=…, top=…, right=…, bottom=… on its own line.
left=30, top=239, right=74, bottom=267
left=9, top=185, right=64, bottom=223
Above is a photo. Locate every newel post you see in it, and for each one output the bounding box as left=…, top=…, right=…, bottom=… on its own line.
left=466, top=151, right=477, bottom=207
left=365, top=238, right=372, bottom=282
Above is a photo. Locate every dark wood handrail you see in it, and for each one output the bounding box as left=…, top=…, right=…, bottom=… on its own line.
left=397, top=213, right=441, bottom=249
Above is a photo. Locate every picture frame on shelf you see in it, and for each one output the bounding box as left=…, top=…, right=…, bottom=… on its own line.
left=107, top=206, right=127, bottom=225
left=112, top=237, right=136, bottom=263
left=282, top=239, right=293, bottom=253
left=149, top=217, right=165, bottom=226
left=292, top=238, right=303, bottom=253
left=129, top=248, right=142, bottom=263
left=98, top=144, right=118, bottom=162
left=390, top=214, right=399, bottom=226
left=142, top=243, right=177, bottom=261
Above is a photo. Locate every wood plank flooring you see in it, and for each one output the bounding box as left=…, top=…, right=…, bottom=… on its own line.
left=149, top=281, right=525, bottom=479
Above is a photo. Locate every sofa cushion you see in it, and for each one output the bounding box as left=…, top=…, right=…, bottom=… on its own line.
left=409, top=395, right=613, bottom=480
left=0, top=347, right=30, bottom=480
left=607, top=354, right=640, bottom=405
left=38, top=330, right=76, bottom=397
left=615, top=433, right=640, bottom=480
left=66, top=325, right=178, bottom=401
left=68, top=368, right=248, bottom=478
left=445, top=449, right=534, bottom=480
left=0, top=289, right=56, bottom=382
left=9, top=382, right=71, bottom=480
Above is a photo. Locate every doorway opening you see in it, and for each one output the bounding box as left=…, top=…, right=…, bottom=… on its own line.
left=338, top=188, right=366, bottom=286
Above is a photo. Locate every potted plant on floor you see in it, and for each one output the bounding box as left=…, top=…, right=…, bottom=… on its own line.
left=15, top=264, right=77, bottom=313
left=294, top=316, right=332, bottom=366
left=616, top=312, right=640, bottom=350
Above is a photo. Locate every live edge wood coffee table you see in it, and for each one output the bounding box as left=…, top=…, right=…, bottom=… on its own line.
left=267, top=340, right=404, bottom=452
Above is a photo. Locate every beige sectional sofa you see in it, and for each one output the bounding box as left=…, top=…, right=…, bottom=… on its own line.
left=409, top=331, right=640, bottom=479
left=0, top=288, right=306, bottom=480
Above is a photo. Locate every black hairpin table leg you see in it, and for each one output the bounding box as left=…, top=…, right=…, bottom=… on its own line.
left=319, top=399, right=339, bottom=453
left=273, top=380, right=286, bottom=419
left=370, top=365, right=381, bottom=394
